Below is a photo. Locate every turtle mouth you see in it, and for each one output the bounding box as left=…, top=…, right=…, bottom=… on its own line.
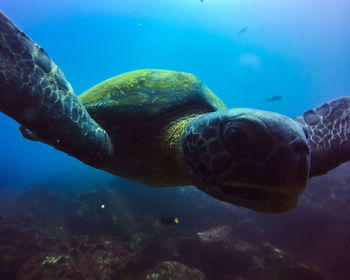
left=221, top=184, right=276, bottom=201
left=220, top=184, right=299, bottom=213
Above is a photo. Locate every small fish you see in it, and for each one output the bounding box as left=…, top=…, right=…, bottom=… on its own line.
left=200, top=0, right=204, bottom=2
left=266, top=95, right=282, bottom=102
left=237, top=27, right=248, bottom=34
left=160, top=216, right=179, bottom=225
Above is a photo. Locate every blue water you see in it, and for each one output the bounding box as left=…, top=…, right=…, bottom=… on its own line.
left=1, top=1, right=350, bottom=279
left=1, top=0, right=350, bottom=191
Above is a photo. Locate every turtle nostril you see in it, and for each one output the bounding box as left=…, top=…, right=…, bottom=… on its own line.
left=288, top=138, right=310, bottom=155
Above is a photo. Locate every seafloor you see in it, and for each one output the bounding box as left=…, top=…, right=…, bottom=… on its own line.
left=1, top=162, right=350, bottom=280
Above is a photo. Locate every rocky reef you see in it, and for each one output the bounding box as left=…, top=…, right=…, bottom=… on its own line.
left=0, top=162, right=350, bottom=279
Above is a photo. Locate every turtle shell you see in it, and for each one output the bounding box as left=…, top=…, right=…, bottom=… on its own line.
left=78, top=69, right=226, bottom=186
left=79, top=69, right=225, bottom=116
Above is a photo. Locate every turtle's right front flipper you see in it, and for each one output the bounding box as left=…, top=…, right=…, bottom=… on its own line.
left=0, top=11, right=113, bottom=167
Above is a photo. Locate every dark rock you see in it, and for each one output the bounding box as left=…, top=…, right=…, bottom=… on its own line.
left=177, top=226, right=328, bottom=280
left=67, top=187, right=134, bottom=238
left=0, top=207, right=52, bottom=279
left=177, top=225, right=258, bottom=279
left=18, top=235, right=135, bottom=280
left=139, top=261, right=207, bottom=280
left=261, top=242, right=328, bottom=280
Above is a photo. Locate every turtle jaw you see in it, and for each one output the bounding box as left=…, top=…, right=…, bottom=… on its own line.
left=216, top=183, right=302, bottom=213
left=196, top=144, right=310, bottom=213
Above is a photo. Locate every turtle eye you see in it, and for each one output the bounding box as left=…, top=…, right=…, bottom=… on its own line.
left=223, top=121, right=253, bottom=157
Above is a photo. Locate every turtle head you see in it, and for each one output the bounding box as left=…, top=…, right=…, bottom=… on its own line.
left=181, top=108, right=310, bottom=213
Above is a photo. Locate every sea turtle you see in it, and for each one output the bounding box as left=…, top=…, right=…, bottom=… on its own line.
left=1, top=11, right=350, bottom=213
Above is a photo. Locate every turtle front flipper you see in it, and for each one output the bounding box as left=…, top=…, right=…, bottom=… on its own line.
left=295, top=96, right=350, bottom=177
left=0, top=11, right=113, bottom=167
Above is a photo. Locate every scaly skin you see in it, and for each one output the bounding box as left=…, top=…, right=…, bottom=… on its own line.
left=295, top=96, right=350, bottom=177
left=181, top=108, right=310, bottom=213
left=0, top=11, right=113, bottom=168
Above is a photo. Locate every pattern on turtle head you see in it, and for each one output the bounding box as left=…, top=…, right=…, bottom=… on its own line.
left=181, top=112, right=232, bottom=180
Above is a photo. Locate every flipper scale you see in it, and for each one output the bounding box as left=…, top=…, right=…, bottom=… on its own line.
left=295, top=96, right=350, bottom=177
left=0, top=11, right=113, bottom=167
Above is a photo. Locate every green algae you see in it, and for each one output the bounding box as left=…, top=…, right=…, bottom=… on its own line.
left=42, top=255, right=70, bottom=265
left=78, top=69, right=226, bottom=113
left=79, top=69, right=196, bottom=105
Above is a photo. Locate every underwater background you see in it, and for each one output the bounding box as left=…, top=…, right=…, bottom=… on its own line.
left=0, top=0, right=350, bottom=279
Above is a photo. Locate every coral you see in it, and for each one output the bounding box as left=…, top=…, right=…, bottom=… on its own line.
left=177, top=225, right=328, bottom=280
left=18, top=235, right=135, bottom=280
left=0, top=186, right=136, bottom=279
left=1, top=172, right=350, bottom=279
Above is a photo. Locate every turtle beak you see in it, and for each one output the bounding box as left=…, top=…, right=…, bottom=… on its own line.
left=216, top=136, right=310, bottom=213
left=260, top=137, right=310, bottom=191
left=219, top=183, right=300, bottom=213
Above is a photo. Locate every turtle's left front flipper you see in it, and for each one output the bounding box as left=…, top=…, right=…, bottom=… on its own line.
left=295, top=97, right=350, bottom=177
left=0, top=11, right=113, bottom=168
